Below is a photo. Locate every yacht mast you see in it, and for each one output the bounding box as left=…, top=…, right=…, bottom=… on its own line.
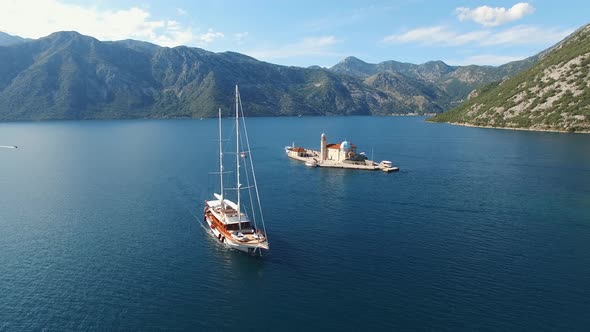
left=218, top=108, right=224, bottom=207
left=235, top=85, right=242, bottom=229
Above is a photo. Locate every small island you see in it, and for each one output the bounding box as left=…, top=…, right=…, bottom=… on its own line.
left=285, top=133, right=399, bottom=172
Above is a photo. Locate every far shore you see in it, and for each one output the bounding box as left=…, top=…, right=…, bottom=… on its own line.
left=391, top=113, right=437, bottom=117
left=430, top=120, right=590, bottom=134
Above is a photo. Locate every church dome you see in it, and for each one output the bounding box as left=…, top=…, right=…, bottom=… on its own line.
left=341, top=140, right=351, bottom=150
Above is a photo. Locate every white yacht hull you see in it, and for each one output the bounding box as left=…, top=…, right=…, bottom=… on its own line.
left=204, top=215, right=268, bottom=254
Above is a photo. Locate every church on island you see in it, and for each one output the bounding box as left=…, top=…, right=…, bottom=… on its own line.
left=320, top=133, right=367, bottom=162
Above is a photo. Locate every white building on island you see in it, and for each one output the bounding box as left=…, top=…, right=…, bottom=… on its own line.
left=320, top=133, right=358, bottom=162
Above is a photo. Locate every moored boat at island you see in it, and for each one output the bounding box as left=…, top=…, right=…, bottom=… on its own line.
left=305, top=159, right=319, bottom=167
left=379, top=160, right=399, bottom=172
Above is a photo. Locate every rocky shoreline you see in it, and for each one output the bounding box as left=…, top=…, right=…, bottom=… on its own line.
left=437, top=121, right=590, bottom=134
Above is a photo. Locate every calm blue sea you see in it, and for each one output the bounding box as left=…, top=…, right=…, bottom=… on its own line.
left=1, top=116, right=589, bottom=330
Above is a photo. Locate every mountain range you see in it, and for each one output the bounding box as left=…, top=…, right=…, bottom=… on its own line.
left=0, top=31, right=28, bottom=46
left=330, top=55, right=538, bottom=102
left=0, top=30, right=546, bottom=121
left=430, top=23, right=590, bottom=133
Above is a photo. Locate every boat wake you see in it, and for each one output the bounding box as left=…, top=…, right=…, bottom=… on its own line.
left=0, top=145, right=17, bottom=149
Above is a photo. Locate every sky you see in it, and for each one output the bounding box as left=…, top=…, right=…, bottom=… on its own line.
left=0, top=0, right=587, bottom=67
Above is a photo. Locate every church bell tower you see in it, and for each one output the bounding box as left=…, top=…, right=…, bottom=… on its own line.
left=320, top=133, right=327, bottom=161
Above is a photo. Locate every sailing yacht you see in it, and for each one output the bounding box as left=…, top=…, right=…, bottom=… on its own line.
left=203, top=85, right=269, bottom=254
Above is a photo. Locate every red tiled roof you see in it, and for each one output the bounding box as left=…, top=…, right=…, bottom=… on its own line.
left=292, top=147, right=305, bottom=152
left=327, top=142, right=356, bottom=149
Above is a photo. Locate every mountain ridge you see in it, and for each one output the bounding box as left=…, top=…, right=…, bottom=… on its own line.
left=0, top=31, right=28, bottom=46
left=329, top=55, right=539, bottom=106
left=0, top=31, right=411, bottom=120
left=0, top=30, right=546, bottom=121
left=429, top=23, right=590, bottom=133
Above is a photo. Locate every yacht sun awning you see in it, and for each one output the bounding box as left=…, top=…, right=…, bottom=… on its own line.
left=206, top=199, right=222, bottom=208
left=213, top=193, right=239, bottom=210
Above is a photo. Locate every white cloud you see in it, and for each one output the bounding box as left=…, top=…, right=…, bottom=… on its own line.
left=234, top=32, right=249, bottom=45
left=383, top=25, right=572, bottom=47
left=456, top=2, right=535, bottom=27
left=448, top=54, right=528, bottom=66
left=0, top=0, right=222, bottom=47
left=166, top=20, right=181, bottom=31
left=195, top=29, right=224, bottom=43
left=247, top=36, right=340, bottom=60
left=176, top=7, right=187, bottom=16
left=479, top=25, right=574, bottom=46
left=383, top=26, right=487, bottom=45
